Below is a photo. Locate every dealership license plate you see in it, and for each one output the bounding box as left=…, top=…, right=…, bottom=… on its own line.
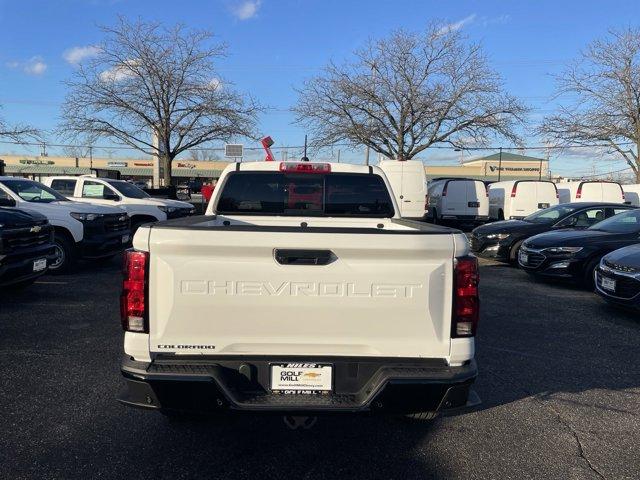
left=32, top=258, right=47, bottom=272
left=271, top=363, right=332, bottom=394
left=601, top=277, right=616, bottom=292
left=468, top=201, right=480, bottom=208
left=519, top=251, right=529, bottom=264
left=121, top=234, right=130, bottom=244
left=538, top=202, right=550, bottom=209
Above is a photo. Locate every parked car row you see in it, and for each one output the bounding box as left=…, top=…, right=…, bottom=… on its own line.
left=471, top=202, right=640, bottom=310
left=0, top=175, right=194, bottom=284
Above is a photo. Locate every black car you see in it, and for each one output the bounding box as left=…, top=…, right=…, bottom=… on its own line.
left=470, top=202, right=634, bottom=263
left=518, top=208, right=640, bottom=287
left=595, top=244, right=640, bottom=310
left=0, top=204, right=56, bottom=289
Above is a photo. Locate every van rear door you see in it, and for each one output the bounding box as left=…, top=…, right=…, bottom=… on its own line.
left=445, top=180, right=467, bottom=214
left=400, top=162, right=427, bottom=218
left=465, top=181, right=486, bottom=216
left=599, top=182, right=624, bottom=203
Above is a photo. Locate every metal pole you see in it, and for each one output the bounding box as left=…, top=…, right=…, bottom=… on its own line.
left=303, top=135, right=308, bottom=159
left=497, top=147, right=503, bottom=182
left=539, top=157, right=543, bottom=181
left=337, top=149, right=341, bottom=163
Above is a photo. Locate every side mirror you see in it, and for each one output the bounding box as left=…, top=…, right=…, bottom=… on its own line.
left=103, top=193, right=120, bottom=201
left=0, top=197, right=16, bottom=207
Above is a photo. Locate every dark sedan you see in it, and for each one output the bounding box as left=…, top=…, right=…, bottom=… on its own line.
left=518, top=208, right=640, bottom=287
left=470, top=202, right=633, bottom=263
left=595, top=244, right=640, bottom=310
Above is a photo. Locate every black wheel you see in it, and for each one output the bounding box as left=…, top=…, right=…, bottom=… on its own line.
left=49, top=234, right=76, bottom=274
left=582, top=257, right=602, bottom=290
left=498, top=209, right=505, bottom=220
left=508, top=240, right=524, bottom=266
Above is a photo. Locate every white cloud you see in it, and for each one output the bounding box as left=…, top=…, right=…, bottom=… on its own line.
left=63, top=45, right=102, bottom=65
left=99, top=59, right=139, bottom=82
left=232, top=0, right=262, bottom=20
left=481, top=14, right=512, bottom=27
left=6, top=56, right=47, bottom=76
left=437, top=14, right=476, bottom=35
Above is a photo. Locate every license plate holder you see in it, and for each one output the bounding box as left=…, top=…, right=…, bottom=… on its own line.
left=468, top=201, right=480, bottom=208
left=32, top=258, right=47, bottom=272
left=601, top=276, right=616, bottom=292
left=538, top=202, right=550, bottom=209
left=270, top=363, right=333, bottom=394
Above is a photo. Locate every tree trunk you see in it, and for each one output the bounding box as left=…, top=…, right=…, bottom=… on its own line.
left=162, top=155, right=172, bottom=186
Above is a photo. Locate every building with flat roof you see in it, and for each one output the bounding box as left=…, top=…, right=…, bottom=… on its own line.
left=425, top=152, right=549, bottom=182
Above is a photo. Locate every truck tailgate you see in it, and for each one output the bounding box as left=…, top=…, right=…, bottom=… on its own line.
left=147, top=227, right=454, bottom=359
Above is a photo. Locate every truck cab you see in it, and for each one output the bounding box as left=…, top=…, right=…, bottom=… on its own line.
left=0, top=177, right=131, bottom=273
left=43, top=176, right=195, bottom=232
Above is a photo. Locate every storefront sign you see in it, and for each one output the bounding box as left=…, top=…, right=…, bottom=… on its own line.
left=107, top=161, right=128, bottom=168
left=19, top=159, right=54, bottom=165
left=177, top=162, right=196, bottom=169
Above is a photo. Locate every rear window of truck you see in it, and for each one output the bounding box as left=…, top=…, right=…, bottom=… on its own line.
left=216, top=172, right=395, bottom=217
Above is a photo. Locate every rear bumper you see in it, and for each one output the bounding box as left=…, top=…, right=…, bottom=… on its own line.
left=119, top=355, right=477, bottom=415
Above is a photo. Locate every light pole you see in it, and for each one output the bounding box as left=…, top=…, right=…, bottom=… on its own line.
left=497, top=147, right=503, bottom=182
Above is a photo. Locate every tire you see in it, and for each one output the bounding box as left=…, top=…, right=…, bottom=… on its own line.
left=49, top=234, right=76, bottom=275
left=498, top=209, right=505, bottom=221
left=582, top=257, right=602, bottom=290
left=508, top=240, right=524, bottom=266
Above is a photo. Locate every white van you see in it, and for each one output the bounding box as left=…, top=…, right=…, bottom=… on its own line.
left=427, top=178, right=489, bottom=224
left=622, top=184, right=640, bottom=207
left=377, top=160, right=427, bottom=219
left=557, top=181, right=625, bottom=204
left=488, top=180, right=559, bottom=220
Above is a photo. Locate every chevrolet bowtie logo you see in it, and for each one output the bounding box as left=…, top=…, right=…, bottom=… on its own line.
left=30, top=225, right=42, bottom=233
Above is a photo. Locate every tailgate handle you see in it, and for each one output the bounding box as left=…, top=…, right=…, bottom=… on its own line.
left=274, top=249, right=336, bottom=266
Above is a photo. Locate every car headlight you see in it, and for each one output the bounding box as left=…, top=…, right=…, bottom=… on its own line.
left=157, top=206, right=177, bottom=213
left=485, top=233, right=510, bottom=240
left=543, top=246, right=583, bottom=254
left=70, top=212, right=102, bottom=221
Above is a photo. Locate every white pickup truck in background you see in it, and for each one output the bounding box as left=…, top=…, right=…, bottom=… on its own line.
left=119, top=161, right=479, bottom=418
left=43, top=176, right=194, bottom=232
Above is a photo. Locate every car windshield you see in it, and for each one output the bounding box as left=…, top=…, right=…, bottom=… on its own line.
left=1, top=179, right=69, bottom=203
left=106, top=180, right=150, bottom=199
left=588, top=209, right=640, bottom=233
left=523, top=204, right=579, bottom=224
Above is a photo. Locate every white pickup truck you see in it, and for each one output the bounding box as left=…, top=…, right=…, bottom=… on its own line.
left=42, top=176, right=194, bottom=232
left=119, top=161, right=479, bottom=418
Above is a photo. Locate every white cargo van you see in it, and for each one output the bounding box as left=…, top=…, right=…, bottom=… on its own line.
left=622, top=184, right=640, bottom=207
left=427, top=178, right=489, bottom=224
left=488, top=180, right=559, bottom=220
left=557, top=181, right=625, bottom=204
left=377, top=160, right=427, bottom=220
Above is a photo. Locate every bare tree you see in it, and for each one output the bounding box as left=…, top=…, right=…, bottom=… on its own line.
left=540, top=28, right=640, bottom=182
left=0, top=111, right=39, bottom=143
left=294, top=25, right=527, bottom=161
left=60, top=18, right=259, bottom=185
left=189, top=148, right=220, bottom=161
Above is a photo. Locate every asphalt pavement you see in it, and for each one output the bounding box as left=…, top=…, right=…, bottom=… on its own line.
left=0, top=257, right=638, bottom=480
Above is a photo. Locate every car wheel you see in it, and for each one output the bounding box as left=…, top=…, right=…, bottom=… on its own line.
left=498, top=209, right=505, bottom=221
left=582, top=257, right=602, bottom=290
left=49, top=234, right=76, bottom=275
left=431, top=209, right=439, bottom=225
left=509, top=240, right=524, bottom=266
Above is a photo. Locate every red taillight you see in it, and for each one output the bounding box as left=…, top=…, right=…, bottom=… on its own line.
left=452, top=256, right=479, bottom=337
left=120, top=249, right=148, bottom=333
left=576, top=184, right=582, bottom=199
left=279, top=162, right=331, bottom=173
left=510, top=184, right=517, bottom=198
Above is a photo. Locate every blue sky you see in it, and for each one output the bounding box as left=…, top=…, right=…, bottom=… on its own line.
left=0, top=0, right=639, bottom=177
